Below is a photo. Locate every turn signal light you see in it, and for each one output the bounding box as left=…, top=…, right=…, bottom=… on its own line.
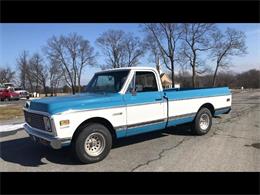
left=60, top=120, right=70, bottom=126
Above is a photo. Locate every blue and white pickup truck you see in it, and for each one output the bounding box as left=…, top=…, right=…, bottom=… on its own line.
left=23, top=67, right=232, bottom=163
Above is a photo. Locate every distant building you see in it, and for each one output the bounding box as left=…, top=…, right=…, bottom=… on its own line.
left=156, top=64, right=174, bottom=89
left=160, top=73, right=173, bottom=89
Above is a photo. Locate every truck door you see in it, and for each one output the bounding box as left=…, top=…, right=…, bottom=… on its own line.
left=123, top=71, right=166, bottom=136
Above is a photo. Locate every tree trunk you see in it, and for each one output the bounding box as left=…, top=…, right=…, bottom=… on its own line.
left=212, top=63, right=219, bottom=87
left=51, top=85, right=54, bottom=96
left=71, top=85, right=76, bottom=95
left=44, top=88, right=48, bottom=97
left=170, top=59, right=175, bottom=87
left=192, top=66, right=196, bottom=88
left=78, top=77, right=81, bottom=93
left=191, top=53, right=196, bottom=88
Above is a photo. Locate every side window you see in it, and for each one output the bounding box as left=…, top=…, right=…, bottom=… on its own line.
left=135, top=71, right=158, bottom=92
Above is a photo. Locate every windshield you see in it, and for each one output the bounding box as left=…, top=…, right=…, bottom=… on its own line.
left=86, top=70, right=130, bottom=93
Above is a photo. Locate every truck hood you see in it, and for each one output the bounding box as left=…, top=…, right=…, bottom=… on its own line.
left=28, top=93, right=123, bottom=115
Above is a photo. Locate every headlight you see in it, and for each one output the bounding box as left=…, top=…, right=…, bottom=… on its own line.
left=43, top=117, right=52, bottom=132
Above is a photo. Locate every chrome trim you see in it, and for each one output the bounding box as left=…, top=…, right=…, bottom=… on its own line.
left=56, top=101, right=164, bottom=115
left=113, top=112, right=123, bottom=116
left=114, top=112, right=197, bottom=131
left=23, top=108, right=57, bottom=136
left=24, top=120, right=56, bottom=136
left=168, top=113, right=196, bottom=121
left=115, top=118, right=165, bottom=131
left=23, top=107, right=52, bottom=117
left=168, top=94, right=231, bottom=102
left=24, top=124, right=71, bottom=149
left=55, top=105, right=126, bottom=115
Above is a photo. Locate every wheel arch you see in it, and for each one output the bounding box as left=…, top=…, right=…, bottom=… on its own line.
left=72, top=117, right=117, bottom=143
left=197, top=103, right=215, bottom=116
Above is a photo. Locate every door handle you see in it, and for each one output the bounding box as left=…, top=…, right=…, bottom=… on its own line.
left=155, top=98, right=162, bottom=101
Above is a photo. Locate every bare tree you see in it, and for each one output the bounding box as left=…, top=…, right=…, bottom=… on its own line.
left=29, top=53, right=49, bottom=96
left=96, top=30, right=126, bottom=69
left=236, top=69, right=260, bottom=89
left=45, top=33, right=96, bottom=94
left=211, top=28, right=247, bottom=86
left=124, top=33, right=145, bottom=67
left=143, top=33, right=162, bottom=69
left=17, top=51, right=28, bottom=89
left=75, top=39, right=96, bottom=92
left=48, top=58, right=64, bottom=96
left=0, top=67, right=15, bottom=83
left=142, top=23, right=183, bottom=86
left=180, top=23, right=216, bottom=87
left=17, top=51, right=34, bottom=91
left=96, top=30, right=144, bottom=69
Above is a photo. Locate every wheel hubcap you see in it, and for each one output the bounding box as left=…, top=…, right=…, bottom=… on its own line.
left=199, top=113, right=210, bottom=130
left=84, top=132, right=105, bottom=157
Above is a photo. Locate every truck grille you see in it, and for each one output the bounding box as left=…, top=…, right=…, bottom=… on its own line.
left=24, top=111, right=46, bottom=131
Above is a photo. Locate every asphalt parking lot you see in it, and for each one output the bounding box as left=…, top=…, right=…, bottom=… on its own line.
left=0, top=90, right=259, bottom=171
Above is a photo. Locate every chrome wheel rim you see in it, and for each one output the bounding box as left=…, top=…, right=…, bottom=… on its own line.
left=199, top=113, right=210, bottom=130
left=84, top=132, right=105, bottom=157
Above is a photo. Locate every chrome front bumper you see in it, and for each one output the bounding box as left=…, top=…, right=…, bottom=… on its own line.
left=24, top=124, right=71, bottom=149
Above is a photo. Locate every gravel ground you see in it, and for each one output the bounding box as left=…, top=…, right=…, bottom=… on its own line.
left=0, top=89, right=259, bottom=171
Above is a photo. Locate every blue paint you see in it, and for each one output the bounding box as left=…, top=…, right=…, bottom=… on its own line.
left=29, top=86, right=230, bottom=116
left=126, top=121, right=166, bottom=136
left=167, top=116, right=195, bottom=127
left=116, top=122, right=166, bottom=138
left=29, top=93, right=124, bottom=115
left=123, top=91, right=164, bottom=105
left=164, top=87, right=231, bottom=101
left=116, top=129, right=127, bottom=138
left=116, top=116, right=195, bottom=138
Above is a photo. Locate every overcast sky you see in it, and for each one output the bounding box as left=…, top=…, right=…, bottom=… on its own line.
left=0, top=23, right=259, bottom=85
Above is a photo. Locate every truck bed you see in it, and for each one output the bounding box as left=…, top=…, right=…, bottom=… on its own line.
left=164, top=87, right=231, bottom=101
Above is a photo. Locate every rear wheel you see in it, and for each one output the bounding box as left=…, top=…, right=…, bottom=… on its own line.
left=72, top=123, right=112, bottom=164
left=192, top=108, right=212, bottom=135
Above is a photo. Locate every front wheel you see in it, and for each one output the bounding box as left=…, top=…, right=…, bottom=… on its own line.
left=192, top=108, right=212, bottom=135
left=72, top=123, right=112, bottom=164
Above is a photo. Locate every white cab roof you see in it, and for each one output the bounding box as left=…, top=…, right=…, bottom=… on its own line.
left=97, top=67, right=158, bottom=73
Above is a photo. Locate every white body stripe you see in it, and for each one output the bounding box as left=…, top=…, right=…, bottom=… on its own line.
left=168, top=95, right=232, bottom=117
left=52, top=107, right=126, bottom=138
left=126, top=102, right=166, bottom=126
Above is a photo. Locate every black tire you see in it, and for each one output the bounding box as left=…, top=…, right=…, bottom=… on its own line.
left=26, top=96, right=30, bottom=99
left=0, top=98, right=4, bottom=101
left=192, top=107, right=212, bottom=135
left=72, top=123, right=112, bottom=164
